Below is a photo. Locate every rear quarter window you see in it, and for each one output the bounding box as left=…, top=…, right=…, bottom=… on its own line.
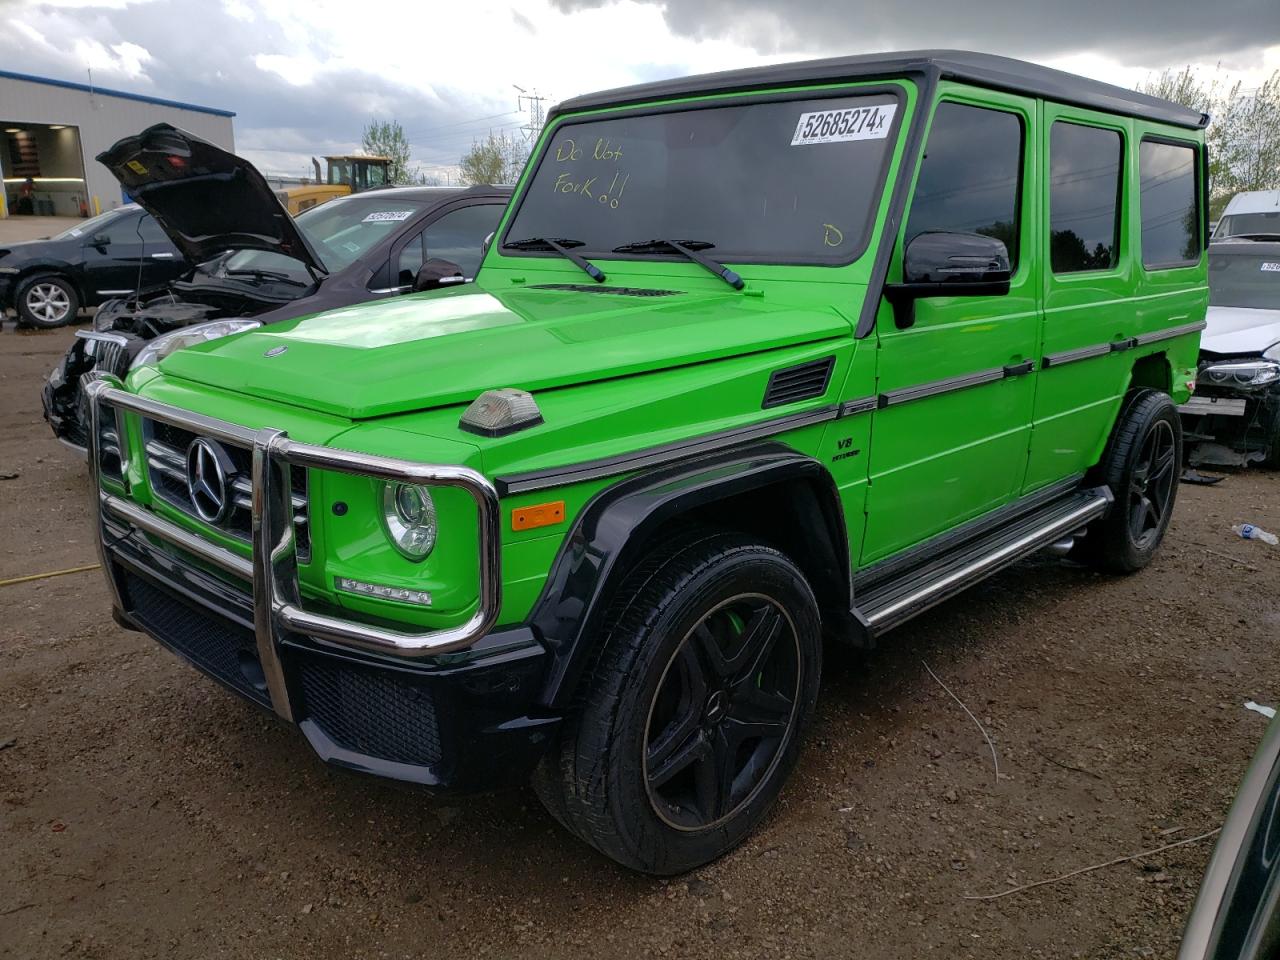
left=1139, top=139, right=1200, bottom=269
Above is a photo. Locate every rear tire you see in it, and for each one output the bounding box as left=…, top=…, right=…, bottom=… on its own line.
left=16, top=274, right=79, bottom=328
left=1079, top=389, right=1182, bottom=573
left=533, top=533, right=822, bottom=875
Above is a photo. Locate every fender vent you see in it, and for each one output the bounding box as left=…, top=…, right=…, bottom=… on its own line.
left=762, top=356, right=836, bottom=408
left=529, top=284, right=681, bottom=297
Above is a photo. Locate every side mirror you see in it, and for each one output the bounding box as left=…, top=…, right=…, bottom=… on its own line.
left=884, top=231, right=1012, bottom=329
left=481, top=231, right=495, bottom=257
left=413, top=258, right=466, bottom=293
left=89, top=234, right=111, bottom=248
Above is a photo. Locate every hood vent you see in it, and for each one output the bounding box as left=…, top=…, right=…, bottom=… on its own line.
left=762, top=356, right=835, bottom=408
left=529, top=284, right=681, bottom=297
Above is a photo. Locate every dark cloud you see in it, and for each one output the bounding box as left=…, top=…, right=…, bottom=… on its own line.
left=3, top=0, right=512, bottom=177
left=551, top=0, right=1279, bottom=68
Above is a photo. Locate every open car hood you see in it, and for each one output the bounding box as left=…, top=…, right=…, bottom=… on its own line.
left=157, top=284, right=852, bottom=420
left=97, top=124, right=326, bottom=274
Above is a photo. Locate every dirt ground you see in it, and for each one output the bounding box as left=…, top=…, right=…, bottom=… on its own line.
left=2, top=324, right=1278, bottom=960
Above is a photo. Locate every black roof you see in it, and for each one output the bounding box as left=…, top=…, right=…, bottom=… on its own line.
left=552, top=50, right=1207, bottom=130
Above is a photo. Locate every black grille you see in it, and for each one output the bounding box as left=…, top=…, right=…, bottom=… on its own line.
left=762, top=356, right=836, bottom=408
left=299, top=660, right=442, bottom=766
left=123, top=572, right=269, bottom=708
left=530, top=284, right=681, bottom=297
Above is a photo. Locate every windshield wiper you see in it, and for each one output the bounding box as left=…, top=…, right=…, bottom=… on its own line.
left=224, top=268, right=309, bottom=288
left=503, top=237, right=606, bottom=283
left=612, top=239, right=744, bottom=290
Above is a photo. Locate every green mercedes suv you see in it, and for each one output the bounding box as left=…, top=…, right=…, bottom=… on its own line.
left=86, top=50, right=1209, bottom=874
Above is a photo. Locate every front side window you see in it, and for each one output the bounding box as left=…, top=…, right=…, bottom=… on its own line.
left=1209, top=249, right=1280, bottom=310
left=1050, top=122, right=1122, bottom=273
left=905, top=102, right=1024, bottom=269
left=503, top=91, right=903, bottom=264
left=1140, top=139, right=1199, bottom=269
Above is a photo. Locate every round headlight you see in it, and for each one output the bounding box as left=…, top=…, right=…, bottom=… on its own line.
left=382, top=483, right=437, bottom=560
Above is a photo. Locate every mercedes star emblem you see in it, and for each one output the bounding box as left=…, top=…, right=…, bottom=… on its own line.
left=185, top=438, right=233, bottom=524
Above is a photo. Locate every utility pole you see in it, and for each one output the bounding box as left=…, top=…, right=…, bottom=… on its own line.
left=513, top=84, right=547, bottom=142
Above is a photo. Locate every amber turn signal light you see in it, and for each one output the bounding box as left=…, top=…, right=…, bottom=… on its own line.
left=511, top=500, right=566, bottom=531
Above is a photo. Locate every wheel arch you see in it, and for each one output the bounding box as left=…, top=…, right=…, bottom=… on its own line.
left=1128, top=351, right=1173, bottom=394
left=527, top=443, right=850, bottom=710
left=15, top=262, right=86, bottom=306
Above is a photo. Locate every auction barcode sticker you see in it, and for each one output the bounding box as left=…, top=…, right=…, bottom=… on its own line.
left=791, top=104, right=897, bottom=146
left=1261, top=262, right=1280, bottom=272
left=362, top=210, right=414, bottom=223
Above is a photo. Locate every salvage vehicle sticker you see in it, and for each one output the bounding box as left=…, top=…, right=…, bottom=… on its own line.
left=1261, top=262, right=1280, bottom=272
left=127, top=160, right=148, bottom=175
left=791, top=104, right=897, bottom=146
left=362, top=210, right=414, bottom=223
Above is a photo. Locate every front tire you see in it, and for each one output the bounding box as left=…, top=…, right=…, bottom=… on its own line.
left=1081, top=389, right=1182, bottom=573
left=16, top=275, right=79, bottom=328
left=534, top=534, right=822, bottom=875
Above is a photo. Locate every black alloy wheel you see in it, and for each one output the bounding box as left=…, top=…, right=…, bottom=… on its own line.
left=1126, top=417, right=1177, bottom=549
left=643, top=593, right=801, bottom=831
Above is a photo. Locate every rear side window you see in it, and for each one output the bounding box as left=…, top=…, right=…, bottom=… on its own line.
left=906, top=102, right=1024, bottom=269
left=1139, top=140, right=1199, bottom=269
left=1049, top=122, right=1122, bottom=273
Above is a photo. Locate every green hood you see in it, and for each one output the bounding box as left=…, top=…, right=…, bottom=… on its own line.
left=159, top=284, right=853, bottom=419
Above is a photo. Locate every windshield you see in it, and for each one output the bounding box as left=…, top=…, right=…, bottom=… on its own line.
left=49, top=208, right=134, bottom=241
left=1216, top=211, right=1280, bottom=239
left=503, top=91, right=902, bottom=265
left=294, top=195, right=426, bottom=272
left=1209, top=250, right=1280, bottom=310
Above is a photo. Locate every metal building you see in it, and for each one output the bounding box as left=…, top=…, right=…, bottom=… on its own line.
left=1, top=70, right=234, bottom=219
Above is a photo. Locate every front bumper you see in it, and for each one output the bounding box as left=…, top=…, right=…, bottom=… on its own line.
left=88, top=378, right=558, bottom=791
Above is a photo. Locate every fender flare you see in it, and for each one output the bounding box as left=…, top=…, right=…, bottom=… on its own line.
left=527, top=442, right=850, bottom=709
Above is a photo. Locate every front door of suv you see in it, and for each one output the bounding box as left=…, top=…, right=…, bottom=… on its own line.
left=860, top=90, right=1041, bottom=564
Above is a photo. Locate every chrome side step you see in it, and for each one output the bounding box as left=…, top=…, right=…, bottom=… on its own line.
left=854, top=489, right=1111, bottom=637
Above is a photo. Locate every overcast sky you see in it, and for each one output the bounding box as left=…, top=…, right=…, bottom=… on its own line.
left=2, top=0, right=1278, bottom=181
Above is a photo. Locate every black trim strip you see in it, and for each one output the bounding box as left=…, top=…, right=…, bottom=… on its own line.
left=1041, top=343, right=1112, bottom=368
left=878, top=365, right=1006, bottom=408
left=1042, top=320, right=1208, bottom=369
left=496, top=406, right=840, bottom=496
left=1134, top=319, right=1207, bottom=346
left=840, top=396, right=878, bottom=417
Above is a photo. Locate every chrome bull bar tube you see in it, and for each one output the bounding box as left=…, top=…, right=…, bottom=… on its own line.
left=85, top=377, right=503, bottom=722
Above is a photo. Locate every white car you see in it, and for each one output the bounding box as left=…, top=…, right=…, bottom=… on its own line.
left=1179, top=240, right=1280, bottom=467
left=1213, top=189, right=1280, bottom=241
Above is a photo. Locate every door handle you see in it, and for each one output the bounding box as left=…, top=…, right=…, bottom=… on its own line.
left=1003, top=359, right=1035, bottom=377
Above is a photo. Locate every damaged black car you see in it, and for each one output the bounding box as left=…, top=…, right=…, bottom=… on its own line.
left=1178, top=240, right=1280, bottom=468
left=43, top=123, right=511, bottom=450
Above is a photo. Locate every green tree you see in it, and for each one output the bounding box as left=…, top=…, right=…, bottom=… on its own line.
left=361, top=119, right=416, bottom=185
left=459, top=131, right=527, bottom=185
left=1137, top=67, right=1280, bottom=217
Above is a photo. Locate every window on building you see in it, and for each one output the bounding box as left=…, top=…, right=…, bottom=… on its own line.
left=905, top=102, right=1024, bottom=269
left=1140, top=139, right=1199, bottom=269
left=1050, top=122, right=1122, bottom=273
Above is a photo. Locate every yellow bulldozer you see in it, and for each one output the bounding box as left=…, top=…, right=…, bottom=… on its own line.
left=276, top=155, right=393, bottom=214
